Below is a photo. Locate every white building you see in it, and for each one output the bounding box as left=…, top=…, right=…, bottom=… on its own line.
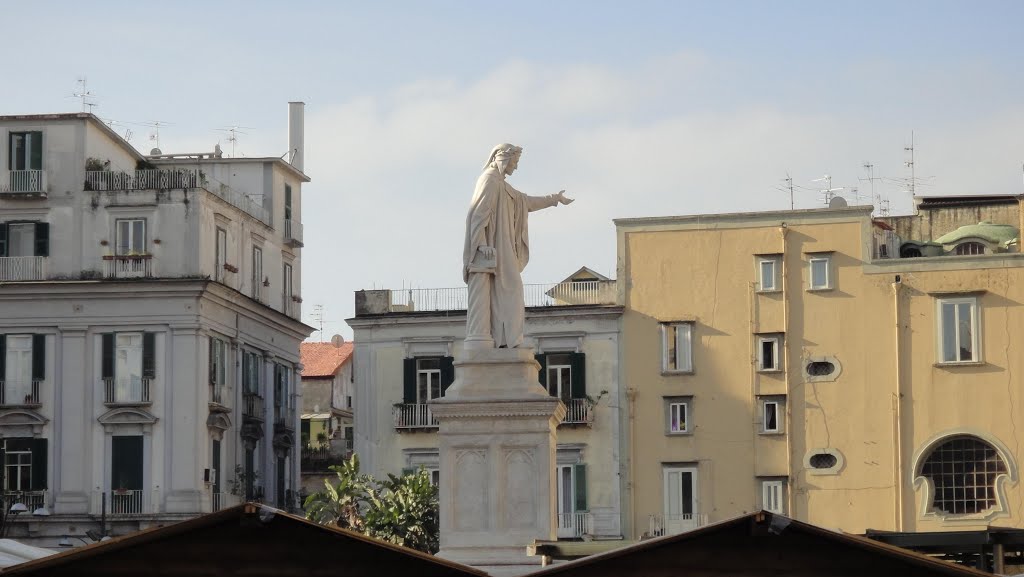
left=0, top=105, right=313, bottom=545
left=347, top=268, right=627, bottom=540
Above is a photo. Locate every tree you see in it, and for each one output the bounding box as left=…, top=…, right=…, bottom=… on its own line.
left=303, top=455, right=439, bottom=553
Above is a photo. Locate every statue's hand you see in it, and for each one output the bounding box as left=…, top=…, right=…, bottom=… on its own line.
left=556, top=190, right=575, bottom=205
left=480, top=246, right=496, bottom=259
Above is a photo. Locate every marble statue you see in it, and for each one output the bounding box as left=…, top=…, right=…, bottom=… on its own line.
left=462, top=144, right=574, bottom=349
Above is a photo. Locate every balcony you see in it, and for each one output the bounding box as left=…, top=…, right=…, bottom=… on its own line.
left=560, top=399, right=593, bottom=427
left=3, top=490, right=47, bottom=512
left=103, top=377, right=152, bottom=406
left=243, top=392, right=265, bottom=421
left=0, top=170, right=46, bottom=196
left=103, top=254, right=152, bottom=279
left=357, top=280, right=618, bottom=315
left=284, top=219, right=303, bottom=247
left=557, top=511, right=593, bottom=539
left=393, top=403, right=438, bottom=431
left=0, top=380, right=41, bottom=408
left=648, top=513, right=708, bottom=537
left=209, top=383, right=230, bottom=412
left=0, top=256, right=46, bottom=281
left=301, top=443, right=351, bottom=472
left=94, top=489, right=159, bottom=516
left=85, top=169, right=271, bottom=226
left=274, top=400, right=295, bottom=431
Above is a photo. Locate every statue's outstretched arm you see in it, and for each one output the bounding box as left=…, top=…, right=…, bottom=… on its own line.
left=523, top=189, right=574, bottom=213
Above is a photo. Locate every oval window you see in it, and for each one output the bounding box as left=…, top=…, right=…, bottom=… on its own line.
left=809, top=453, right=838, bottom=469
left=806, top=361, right=835, bottom=376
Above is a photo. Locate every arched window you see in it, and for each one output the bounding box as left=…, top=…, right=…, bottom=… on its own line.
left=900, top=246, right=922, bottom=258
left=954, top=242, right=986, bottom=255
left=919, top=436, right=1007, bottom=515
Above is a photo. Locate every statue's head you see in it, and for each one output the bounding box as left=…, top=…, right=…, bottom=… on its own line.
left=485, top=143, right=523, bottom=176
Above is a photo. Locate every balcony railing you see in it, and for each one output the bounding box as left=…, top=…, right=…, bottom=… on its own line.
left=3, top=490, right=47, bottom=512
left=84, top=169, right=271, bottom=226
left=648, top=513, right=708, bottom=537
left=243, top=392, right=265, bottom=420
left=103, top=377, right=152, bottom=405
left=274, top=400, right=295, bottom=428
left=393, top=403, right=439, bottom=430
left=0, top=380, right=41, bottom=407
left=560, top=399, right=593, bottom=426
left=284, top=219, right=303, bottom=247
left=371, top=280, right=617, bottom=314
left=301, top=444, right=351, bottom=472
left=103, top=255, right=152, bottom=279
left=557, top=511, right=593, bottom=539
left=99, top=489, right=159, bottom=516
left=210, top=382, right=227, bottom=407
left=0, top=256, right=46, bottom=281
left=1, top=170, right=46, bottom=195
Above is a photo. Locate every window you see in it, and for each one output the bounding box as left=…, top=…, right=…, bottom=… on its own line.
left=211, top=439, right=222, bottom=498
left=667, top=400, right=689, bottom=434
left=760, top=397, right=783, bottom=433
left=116, top=219, right=146, bottom=255
left=757, top=335, right=781, bottom=372
left=242, top=351, right=262, bottom=396
left=761, top=480, right=785, bottom=514
left=9, top=132, right=42, bottom=171
left=3, top=223, right=48, bottom=257
left=662, top=323, right=693, bottom=373
left=111, top=435, right=144, bottom=507
left=283, top=263, right=293, bottom=311
left=662, top=466, right=698, bottom=531
left=901, top=246, right=923, bottom=258
left=102, top=332, right=154, bottom=404
left=251, top=246, right=263, bottom=300
left=545, top=353, right=572, bottom=403
left=215, top=228, right=227, bottom=282
left=804, top=448, right=844, bottom=475
left=919, top=436, right=1007, bottom=516
left=808, top=254, right=832, bottom=289
left=416, top=358, right=442, bottom=403
left=284, top=184, right=293, bottom=222
left=555, top=463, right=588, bottom=537
left=536, top=352, right=586, bottom=407
left=758, top=256, right=781, bottom=292
left=427, top=468, right=440, bottom=486
left=955, top=242, right=986, bottom=256
left=937, top=297, right=979, bottom=363
left=274, top=363, right=291, bottom=414
left=402, top=356, right=454, bottom=406
left=209, top=337, right=228, bottom=403
left=1, top=334, right=44, bottom=405
left=3, top=438, right=46, bottom=493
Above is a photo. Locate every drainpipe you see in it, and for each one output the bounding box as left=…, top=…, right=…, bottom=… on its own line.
left=892, top=278, right=904, bottom=531
left=779, top=223, right=793, bottom=515
left=626, top=386, right=637, bottom=539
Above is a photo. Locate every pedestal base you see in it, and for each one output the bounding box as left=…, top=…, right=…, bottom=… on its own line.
left=431, top=348, right=565, bottom=570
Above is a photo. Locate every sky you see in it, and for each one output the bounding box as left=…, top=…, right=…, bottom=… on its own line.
left=3, top=0, right=1023, bottom=340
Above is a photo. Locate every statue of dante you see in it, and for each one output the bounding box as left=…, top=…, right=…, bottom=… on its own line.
left=463, top=144, right=574, bottom=349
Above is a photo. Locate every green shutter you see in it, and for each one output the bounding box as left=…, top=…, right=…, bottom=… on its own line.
left=403, top=358, right=416, bottom=404
left=0, top=223, right=7, bottom=257
left=401, top=467, right=416, bottom=477
left=440, top=356, right=455, bottom=395
left=0, top=335, right=6, bottom=380
left=142, top=333, right=156, bottom=379
left=535, top=354, right=547, bottom=390
left=32, top=334, right=45, bottom=381
left=208, top=338, right=216, bottom=385
left=570, top=352, right=586, bottom=399
left=101, top=334, right=115, bottom=379
left=31, top=438, right=47, bottom=491
left=574, top=463, right=587, bottom=512
left=29, top=132, right=42, bottom=171
left=111, top=436, right=144, bottom=490
left=34, top=222, right=49, bottom=257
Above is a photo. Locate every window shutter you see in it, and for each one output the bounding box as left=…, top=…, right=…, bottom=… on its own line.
left=0, top=335, right=6, bottom=380
left=29, top=132, right=43, bottom=171
left=142, top=333, right=156, bottom=379
left=440, top=356, right=455, bottom=394
left=31, top=438, right=47, bottom=491
left=32, top=334, right=45, bottom=381
left=34, top=222, right=49, bottom=257
left=401, top=467, right=416, bottom=477
left=574, top=463, right=587, bottom=512
left=535, top=354, right=547, bottom=389
left=208, top=338, right=217, bottom=385
left=0, top=223, right=7, bottom=258
left=101, top=334, right=115, bottom=379
left=569, top=352, right=586, bottom=399
left=403, top=358, right=416, bottom=404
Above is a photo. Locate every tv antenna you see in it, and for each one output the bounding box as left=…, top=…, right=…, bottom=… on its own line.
left=135, top=120, right=174, bottom=152
left=214, top=125, right=254, bottom=157
left=860, top=162, right=889, bottom=216
left=780, top=172, right=795, bottom=210
left=904, top=131, right=916, bottom=197
left=311, top=305, right=325, bottom=341
left=69, top=77, right=99, bottom=113
left=811, top=174, right=845, bottom=205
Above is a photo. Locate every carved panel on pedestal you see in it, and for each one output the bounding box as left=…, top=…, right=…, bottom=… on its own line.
left=453, top=448, right=488, bottom=531
left=502, top=447, right=536, bottom=530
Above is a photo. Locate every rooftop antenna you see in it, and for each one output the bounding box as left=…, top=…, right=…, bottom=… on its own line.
left=134, top=120, right=174, bottom=152
left=214, top=125, right=254, bottom=157
left=904, top=131, right=916, bottom=198
left=780, top=172, right=794, bottom=210
left=811, top=174, right=845, bottom=206
left=70, top=77, right=98, bottom=113
left=860, top=162, right=890, bottom=217
left=311, top=305, right=325, bottom=342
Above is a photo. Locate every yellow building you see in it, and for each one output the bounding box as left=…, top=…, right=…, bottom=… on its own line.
left=617, top=199, right=1024, bottom=538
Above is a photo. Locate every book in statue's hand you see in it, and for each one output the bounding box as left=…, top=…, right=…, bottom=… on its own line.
left=468, top=246, right=497, bottom=274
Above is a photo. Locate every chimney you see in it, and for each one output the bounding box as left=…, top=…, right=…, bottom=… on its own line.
left=288, top=101, right=305, bottom=172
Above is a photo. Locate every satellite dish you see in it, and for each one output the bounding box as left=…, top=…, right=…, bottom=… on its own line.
left=150, top=147, right=162, bottom=155
left=330, top=334, right=345, bottom=348
left=829, top=196, right=848, bottom=208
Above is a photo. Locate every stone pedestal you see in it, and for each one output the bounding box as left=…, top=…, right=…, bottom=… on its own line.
left=431, top=348, right=565, bottom=571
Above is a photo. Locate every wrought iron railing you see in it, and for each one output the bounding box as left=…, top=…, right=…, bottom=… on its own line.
left=393, top=403, right=439, bottom=430
left=284, top=219, right=303, bottom=246
left=648, top=513, right=708, bottom=537
left=1, top=170, right=46, bottom=194
left=103, top=377, right=152, bottom=405
left=211, top=492, right=241, bottom=513
left=0, top=380, right=41, bottom=407
left=243, top=392, right=265, bottom=420
left=561, top=398, right=593, bottom=426
left=3, top=490, right=47, bottom=512
left=103, top=489, right=159, bottom=516
left=103, top=255, right=152, bottom=278
left=0, top=256, right=46, bottom=281
left=557, top=511, right=593, bottom=539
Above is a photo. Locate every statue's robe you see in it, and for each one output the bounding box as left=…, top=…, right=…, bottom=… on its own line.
left=463, top=166, right=559, bottom=348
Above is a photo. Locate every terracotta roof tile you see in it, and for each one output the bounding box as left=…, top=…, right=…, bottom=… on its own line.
left=301, top=342, right=353, bottom=378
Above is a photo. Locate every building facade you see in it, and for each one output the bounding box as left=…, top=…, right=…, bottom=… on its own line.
left=0, top=107, right=312, bottom=544
left=299, top=341, right=355, bottom=494
left=348, top=270, right=627, bottom=540
left=617, top=199, right=1024, bottom=538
